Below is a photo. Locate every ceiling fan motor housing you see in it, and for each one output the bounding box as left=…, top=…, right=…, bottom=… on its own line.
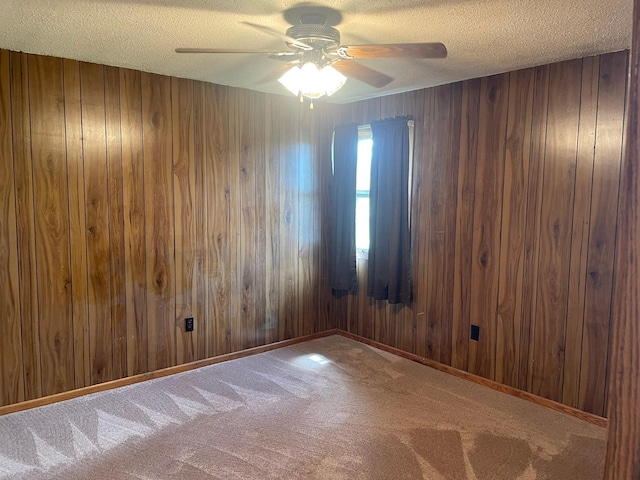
left=286, top=14, right=340, bottom=50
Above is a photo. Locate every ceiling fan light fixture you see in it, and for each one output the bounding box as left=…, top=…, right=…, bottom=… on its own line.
left=278, top=62, right=347, bottom=100
left=320, top=65, right=347, bottom=96
left=278, top=65, right=304, bottom=96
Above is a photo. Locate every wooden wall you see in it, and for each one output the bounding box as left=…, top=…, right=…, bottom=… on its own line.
left=0, top=49, right=325, bottom=407
left=0, top=47, right=628, bottom=417
left=605, top=0, right=640, bottom=474
left=320, top=51, right=628, bottom=417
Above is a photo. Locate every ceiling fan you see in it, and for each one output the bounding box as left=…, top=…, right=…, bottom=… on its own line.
left=175, top=10, right=447, bottom=107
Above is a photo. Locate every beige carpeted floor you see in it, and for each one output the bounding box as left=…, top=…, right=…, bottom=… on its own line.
left=0, top=335, right=605, bottom=479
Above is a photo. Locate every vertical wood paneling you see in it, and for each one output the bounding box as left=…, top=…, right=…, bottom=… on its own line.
left=264, top=95, right=280, bottom=345
left=10, top=52, right=42, bottom=400
left=578, top=51, right=627, bottom=415
left=80, top=62, right=113, bottom=385
left=519, top=65, right=550, bottom=392
left=425, top=84, right=461, bottom=364
left=425, top=85, right=447, bottom=361
left=495, top=68, right=534, bottom=387
left=193, top=81, right=208, bottom=361
left=358, top=261, right=373, bottom=339
left=374, top=300, right=387, bottom=344
left=441, top=84, right=462, bottom=366
left=604, top=1, right=640, bottom=474
left=468, top=73, right=509, bottom=380
left=562, top=56, right=599, bottom=408
left=120, top=68, right=147, bottom=375
left=29, top=55, right=75, bottom=396
left=0, top=47, right=628, bottom=418
left=0, top=49, right=24, bottom=405
left=227, top=88, right=242, bottom=352
left=105, top=66, right=127, bottom=380
left=254, top=93, right=267, bottom=345
left=531, top=59, right=582, bottom=402
left=298, top=106, right=315, bottom=338
left=172, top=77, right=196, bottom=364
left=316, top=105, right=333, bottom=335
left=324, top=51, right=628, bottom=417
left=279, top=99, right=299, bottom=340
left=414, top=87, right=434, bottom=358
left=346, top=267, right=358, bottom=335
left=63, top=59, right=90, bottom=390
left=237, top=90, right=257, bottom=350
left=205, top=83, right=230, bottom=357
left=310, top=106, right=321, bottom=337
left=451, top=78, right=480, bottom=371
left=142, top=72, right=175, bottom=371
left=1, top=48, right=328, bottom=409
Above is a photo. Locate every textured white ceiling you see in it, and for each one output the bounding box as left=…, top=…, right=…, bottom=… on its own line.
left=0, top=0, right=632, bottom=103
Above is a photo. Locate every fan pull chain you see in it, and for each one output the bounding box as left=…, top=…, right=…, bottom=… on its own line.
left=297, top=94, right=314, bottom=110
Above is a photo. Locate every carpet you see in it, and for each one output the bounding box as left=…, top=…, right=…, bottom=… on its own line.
left=0, top=335, right=605, bottom=479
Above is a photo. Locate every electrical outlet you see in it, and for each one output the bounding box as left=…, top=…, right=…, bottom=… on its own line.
left=470, top=324, right=480, bottom=341
left=185, top=317, right=194, bottom=332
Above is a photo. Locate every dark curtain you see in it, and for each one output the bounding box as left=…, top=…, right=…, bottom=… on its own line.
left=368, top=117, right=412, bottom=304
left=328, top=124, right=358, bottom=294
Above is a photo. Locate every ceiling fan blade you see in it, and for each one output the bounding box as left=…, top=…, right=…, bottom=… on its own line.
left=175, top=48, right=294, bottom=55
left=241, top=21, right=313, bottom=51
left=256, top=61, right=300, bottom=85
left=332, top=43, right=447, bottom=59
left=333, top=60, right=393, bottom=88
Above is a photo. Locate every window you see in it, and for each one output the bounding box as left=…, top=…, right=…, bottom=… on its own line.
left=354, top=121, right=414, bottom=254
left=355, top=125, right=373, bottom=252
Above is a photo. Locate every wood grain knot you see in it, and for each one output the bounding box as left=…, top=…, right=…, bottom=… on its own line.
left=488, top=85, right=498, bottom=103
left=152, top=111, right=162, bottom=128
left=479, top=251, right=489, bottom=268
left=154, top=270, right=167, bottom=290
left=54, top=333, right=62, bottom=350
